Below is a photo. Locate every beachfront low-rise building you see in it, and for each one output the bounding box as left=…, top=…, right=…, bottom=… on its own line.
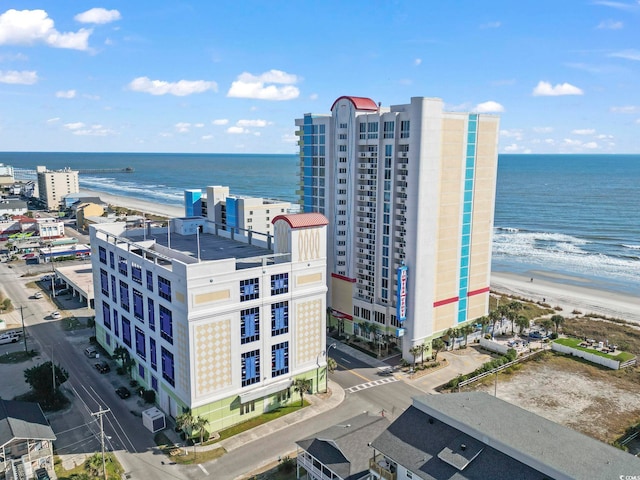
left=90, top=211, right=328, bottom=431
left=184, top=186, right=293, bottom=238
left=36, top=166, right=79, bottom=211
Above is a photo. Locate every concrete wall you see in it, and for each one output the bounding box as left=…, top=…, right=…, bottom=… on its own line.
left=551, top=342, right=619, bottom=370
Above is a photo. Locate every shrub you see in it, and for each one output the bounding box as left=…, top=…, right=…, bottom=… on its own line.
left=116, top=366, right=125, bottom=375
left=143, top=389, right=156, bottom=404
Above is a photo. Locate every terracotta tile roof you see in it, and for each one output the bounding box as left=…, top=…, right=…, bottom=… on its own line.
left=331, top=96, right=378, bottom=112
left=272, top=213, right=329, bottom=229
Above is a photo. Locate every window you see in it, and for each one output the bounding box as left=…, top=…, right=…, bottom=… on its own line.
left=146, top=271, right=153, bottom=291
left=271, top=301, right=288, bottom=336
left=98, top=246, right=106, bottom=264
left=100, top=269, right=109, bottom=296
left=102, top=301, right=111, bottom=330
left=138, top=364, right=145, bottom=380
left=383, top=121, right=395, bottom=139
left=270, top=273, right=288, bottom=295
left=161, top=347, right=175, bottom=387
left=150, top=338, right=157, bottom=370
left=122, top=317, right=131, bottom=348
left=148, top=298, right=155, bottom=331
left=158, top=276, right=171, bottom=301
left=400, top=120, right=411, bottom=138
left=338, top=145, right=347, bottom=152
left=151, top=375, right=158, bottom=392
left=160, top=305, right=173, bottom=343
left=118, top=256, right=128, bottom=276
left=113, top=310, right=119, bottom=337
left=241, top=401, right=255, bottom=415
left=241, top=350, right=260, bottom=387
left=133, top=289, right=144, bottom=321
left=241, top=307, right=260, bottom=344
left=135, top=327, right=146, bottom=360
left=240, top=278, right=259, bottom=301
left=406, top=471, right=413, bottom=479
left=119, top=281, right=130, bottom=311
left=271, top=342, right=289, bottom=377
left=110, top=275, right=117, bottom=302
left=132, top=263, right=142, bottom=284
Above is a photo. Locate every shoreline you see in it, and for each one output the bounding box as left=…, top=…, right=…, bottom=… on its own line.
left=80, top=188, right=640, bottom=324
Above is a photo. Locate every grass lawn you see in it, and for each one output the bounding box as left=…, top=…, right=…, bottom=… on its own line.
left=154, top=431, right=225, bottom=465
left=0, top=350, right=37, bottom=364
left=54, top=453, right=123, bottom=480
left=554, top=337, right=636, bottom=362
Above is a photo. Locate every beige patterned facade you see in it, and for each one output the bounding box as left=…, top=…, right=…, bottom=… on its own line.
left=194, top=319, right=232, bottom=397
left=295, top=299, right=323, bottom=365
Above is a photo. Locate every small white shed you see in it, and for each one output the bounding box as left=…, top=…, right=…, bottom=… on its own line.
left=142, top=407, right=166, bottom=433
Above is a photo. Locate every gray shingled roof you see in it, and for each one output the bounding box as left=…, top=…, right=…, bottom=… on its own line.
left=297, top=413, right=390, bottom=480
left=373, top=393, right=640, bottom=480
left=0, top=399, right=56, bottom=448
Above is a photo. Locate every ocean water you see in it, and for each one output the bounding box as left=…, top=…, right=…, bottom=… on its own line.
left=1, top=152, right=638, bottom=295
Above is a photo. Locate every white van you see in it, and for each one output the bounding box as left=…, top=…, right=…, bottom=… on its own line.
left=0, top=332, right=20, bottom=345
left=84, top=346, right=97, bottom=358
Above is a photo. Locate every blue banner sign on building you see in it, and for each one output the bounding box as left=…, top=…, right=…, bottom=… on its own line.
left=396, top=265, right=408, bottom=323
left=396, top=328, right=406, bottom=337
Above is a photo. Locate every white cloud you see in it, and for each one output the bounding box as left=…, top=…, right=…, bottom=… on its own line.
left=0, top=69, right=37, bottom=84
left=562, top=138, right=582, bottom=146
left=56, top=89, right=76, bottom=99
left=201, top=134, right=213, bottom=140
left=212, top=119, right=228, bottom=125
left=0, top=9, right=92, bottom=51
left=533, top=126, right=553, bottom=133
left=82, top=93, right=100, bottom=100
left=502, top=143, right=531, bottom=153
left=282, top=133, right=297, bottom=143
left=46, top=117, right=59, bottom=124
left=532, top=81, right=583, bottom=96
left=128, top=77, right=218, bottom=96
left=0, top=52, right=28, bottom=61
left=74, top=8, right=121, bottom=24
left=64, top=122, right=85, bottom=130
left=309, top=93, right=318, bottom=100
left=609, top=49, right=640, bottom=61
left=596, top=133, right=613, bottom=139
left=414, top=58, right=422, bottom=66
left=253, top=132, right=261, bottom=137
left=500, top=129, right=523, bottom=140
left=227, top=69, right=300, bottom=101
left=227, top=126, right=249, bottom=134
left=67, top=124, right=115, bottom=136
left=544, top=138, right=556, bottom=145
left=236, top=119, right=269, bottom=127
left=597, top=19, right=623, bottom=29
left=194, top=123, right=204, bottom=128
left=592, top=1, right=640, bottom=12
left=480, top=21, right=501, bottom=29
left=572, top=128, right=595, bottom=135
left=175, top=122, right=191, bottom=133
left=610, top=105, right=638, bottom=113
left=583, top=141, right=599, bottom=149
left=475, top=100, right=504, bottom=113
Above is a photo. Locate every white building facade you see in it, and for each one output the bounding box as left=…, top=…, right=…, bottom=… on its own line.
left=90, top=212, right=328, bottom=431
left=36, top=166, right=79, bottom=211
left=296, top=96, right=499, bottom=360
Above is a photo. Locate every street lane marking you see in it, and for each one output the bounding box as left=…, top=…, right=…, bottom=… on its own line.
left=198, top=464, right=209, bottom=475
left=336, top=363, right=371, bottom=383
left=345, top=377, right=399, bottom=393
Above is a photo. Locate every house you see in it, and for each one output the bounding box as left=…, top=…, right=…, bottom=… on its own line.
left=296, top=413, right=390, bottom=480
left=0, top=399, right=56, bottom=480
left=370, top=392, right=640, bottom=480
left=75, top=202, right=106, bottom=230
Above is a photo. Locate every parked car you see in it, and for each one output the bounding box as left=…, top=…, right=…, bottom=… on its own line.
left=0, top=332, right=20, bottom=345
left=95, top=361, right=110, bottom=373
left=34, top=468, right=51, bottom=480
left=33, top=291, right=43, bottom=299
left=115, top=387, right=131, bottom=399
left=50, top=311, right=61, bottom=320
left=84, top=346, right=97, bottom=358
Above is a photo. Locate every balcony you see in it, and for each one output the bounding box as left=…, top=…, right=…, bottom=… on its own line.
left=370, top=458, right=397, bottom=480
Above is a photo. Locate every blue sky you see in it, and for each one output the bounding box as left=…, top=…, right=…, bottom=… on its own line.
left=0, top=1, right=639, bottom=154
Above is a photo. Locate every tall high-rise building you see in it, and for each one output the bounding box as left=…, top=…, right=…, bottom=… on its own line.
left=36, top=166, right=79, bottom=211
left=296, top=96, right=499, bottom=360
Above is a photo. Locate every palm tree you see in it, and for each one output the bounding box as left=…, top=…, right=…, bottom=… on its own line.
left=477, top=315, right=490, bottom=335
left=507, top=301, right=523, bottom=334
left=326, top=357, right=338, bottom=373
left=176, top=410, right=195, bottom=441
left=540, top=319, right=554, bottom=336
left=488, top=309, right=502, bottom=339
left=293, top=378, right=311, bottom=406
left=192, top=416, right=210, bottom=459
left=551, top=314, right=565, bottom=334
left=461, top=324, right=474, bottom=347
left=515, top=315, right=530, bottom=336
left=409, top=345, right=422, bottom=368
left=432, top=338, right=445, bottom=362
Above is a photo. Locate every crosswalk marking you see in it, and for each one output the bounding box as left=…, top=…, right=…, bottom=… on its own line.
left=345, top=377, right=398, bottom=393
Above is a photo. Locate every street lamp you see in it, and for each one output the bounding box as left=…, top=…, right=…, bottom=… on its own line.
left=325, top=343, right=338, bottom=393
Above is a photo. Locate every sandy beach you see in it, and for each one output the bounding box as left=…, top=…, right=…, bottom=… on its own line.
left=81, top=188, right=639, bottom=324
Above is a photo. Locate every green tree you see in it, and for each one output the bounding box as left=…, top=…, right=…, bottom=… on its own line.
left=551, top=314, right=565, bottom=334
left=84, top=453, right=103, bottom=477
left=293, top=378, right=311, bottom=406
left=488, top=308, right=502, bottom=339
left=477, top=315, right=491, bottom=335
left=540, top=319, right=554, bottom=335
left=460, top=324, right=474, bottom=347
left=175, top=410, right=195, bottom=440
left=432, top=338, right=445, bottom=362
left=24, top=361, right=69, bottom=398
left=192, top=416, right=210, bottom=459
left=506, top=301, right=523, bottom=334
left=326, top=357, right=338, bottom=373
left=515, top=315, right=530, bottom=335
left=409, top=345, right=422, bottom=368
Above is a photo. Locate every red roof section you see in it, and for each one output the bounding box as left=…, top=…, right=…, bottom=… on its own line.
left=331, top=96, right=378, bottom=112
left=272, top=213, right=329, bottom=229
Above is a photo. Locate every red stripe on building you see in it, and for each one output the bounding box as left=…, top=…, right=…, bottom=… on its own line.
left=331, top=273, right=357, bottom=283
left=433, top=296, right=459, bottom=308
left=467, top=286, right=490, bottom=297
left=330, top=309, right=353, bottom=321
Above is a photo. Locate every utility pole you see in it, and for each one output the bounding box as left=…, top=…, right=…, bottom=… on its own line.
left=92, top=407, right=111, bottom=480
left=20, top=306, right=27, bottom=353
left=51, top=346, right=55, bottom=393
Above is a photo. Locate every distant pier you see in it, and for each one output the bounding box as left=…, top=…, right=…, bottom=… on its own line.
left=78, top=167, right=135, bottom=174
